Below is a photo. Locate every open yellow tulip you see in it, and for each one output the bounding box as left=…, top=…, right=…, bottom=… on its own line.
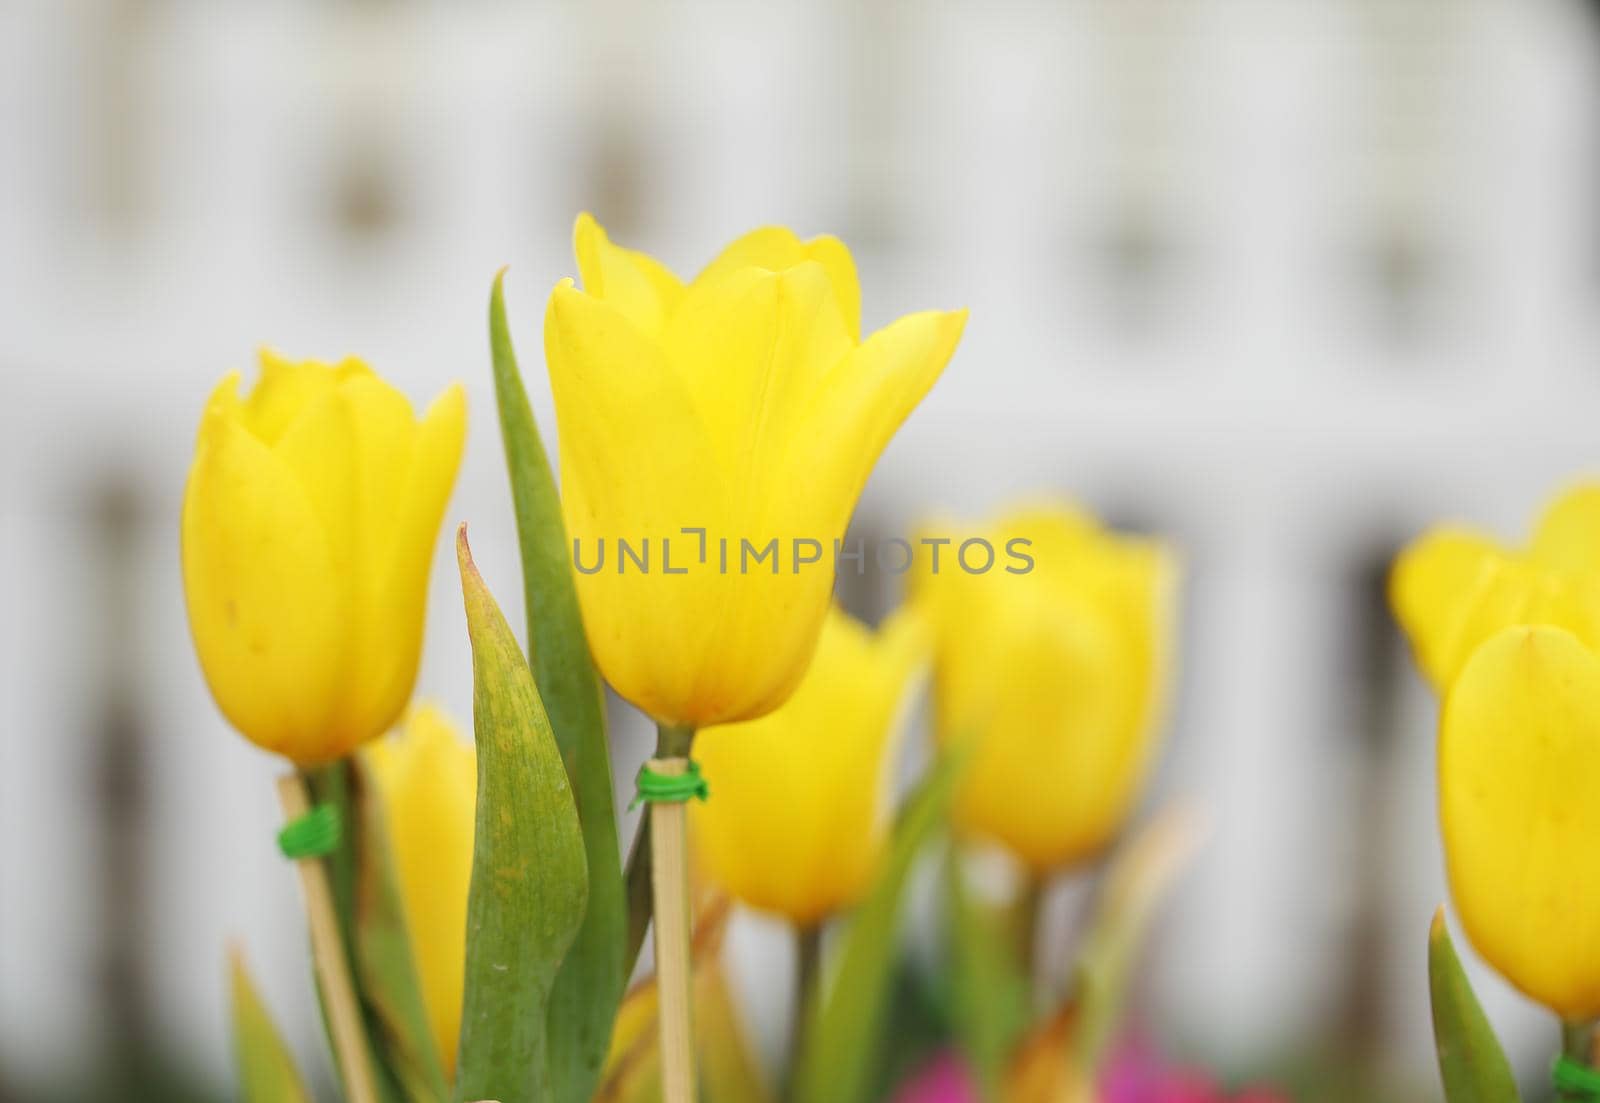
left=690, top=606, right=929, bottom=926
left=912, top=504, right=1177, bottom=873
left=1390, top=483, right=1600, bottom=692
left=182, top=351, right=466, bottom=763
left=364, top=705, right=476, bottom=1074
left=1440, top=625, right=1600, bottom=1019
left=545, top=214, right=965, bottom=728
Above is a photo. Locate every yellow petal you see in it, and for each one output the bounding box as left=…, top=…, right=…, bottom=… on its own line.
left=364, top=705, right=476, bottom=1073
left=1390, top=528, right=1504, bottom=688
left=1440, top=625, right=1600, bottom=1018
left=661, top=261, right=852, bottom=477
left=244, top=349, right=369, bottom=444
left=573, top=212, right=685, bottom=338
left=783, top=309, right=965, bottom=538
left=545, top=281, right=733, bottom=723
left=693, top=226, right=861, bottom=340
left=691, top=606, right=928, bottom=925
left=181, top=375, right=349, bottom=762
left=1532, top=481, right=1600, bottom=575
left=1392, top=528, right=1595, bottom=691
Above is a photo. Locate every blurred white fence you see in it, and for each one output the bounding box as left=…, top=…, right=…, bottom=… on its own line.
left=3, top=0, right=1599, bottom=1097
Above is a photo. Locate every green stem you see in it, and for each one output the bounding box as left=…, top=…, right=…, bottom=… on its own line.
left=1016, top=875, right=1044, bottom=990
left=1558, top=1020, right=1597, bottom=1102
left=622, top=723, right=698, bottom=975
left=790, top=923, right=823, bottom=1073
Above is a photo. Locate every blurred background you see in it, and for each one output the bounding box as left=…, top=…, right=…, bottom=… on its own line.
left=5, top=0, right=1600, bottom=1099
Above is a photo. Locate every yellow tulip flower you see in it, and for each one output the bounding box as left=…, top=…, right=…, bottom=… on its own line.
left=1390, top=483, right=1600, bottom=692
left=1439, top=625, right=1600, bottom=1019
left=912, top=504, right=1177, bottom=873
left=182, top=351, right=466, bottom=763
left=544, top=214, right=965, bottom=728
left=690, top=606, right=929, bottom=926
left=364, top=705, right=476, bottom=1073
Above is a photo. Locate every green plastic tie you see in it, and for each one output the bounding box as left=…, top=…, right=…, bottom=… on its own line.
left=1554, top=1054, right=1600, bottom=1098
left=277, top=802, right=342, bottom=859
left=629, top=760, right=709, bottom=811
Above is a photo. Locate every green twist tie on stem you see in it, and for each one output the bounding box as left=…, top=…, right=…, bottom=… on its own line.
left=277, top=802, right=342, bottom=859
left=1554, top=1054, right=1600, bottom=1098
left=629, top=760, right=709, bottom=811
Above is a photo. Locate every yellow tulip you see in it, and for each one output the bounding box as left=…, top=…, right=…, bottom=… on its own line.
left=912, top=504, right=1177, bottom=873
left=1439, top=625, right=1600, bottom=1019
left=182, top=351, right=466, bottom=763
left=690, top=606, right=928, bottom=926
left=364, top=705, right=476, bottom=1073
left=544, top=214, right=965, bottom=728
left=1390, top=483, right=1600, bottom=692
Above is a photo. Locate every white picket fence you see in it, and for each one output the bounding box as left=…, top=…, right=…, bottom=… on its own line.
left=2, top=0, right=1597, bottom=1096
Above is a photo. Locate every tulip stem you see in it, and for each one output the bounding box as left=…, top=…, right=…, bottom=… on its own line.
left=1558, top=1020, right=1598, bottom=1101
left=790, top=924, right=823, bottom=1072
left=1017, top=875, right=1045, bottom=991
left=623, top=724, right=698, bottom=974
left=648, top=727, right=698, bottom=1103
left=276, top=773, right=379, bottom=1103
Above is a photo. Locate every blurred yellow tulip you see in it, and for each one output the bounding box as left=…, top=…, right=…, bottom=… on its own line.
left=912, top=505, right=1177, bottom=873
left=690, top=607, right=929, bottom=926
left=544, top=214, right=965, bottom=728
left=1390, top=483, right=1600, bottom=692
left=1439, top=625, right=1600, bottom=1019
left=365, top=705, right=476, bottom=1073
left=181, top=351, right=466, bottom=763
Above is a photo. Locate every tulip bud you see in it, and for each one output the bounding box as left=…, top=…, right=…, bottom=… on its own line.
left=544, top=214, right=964, bottom=728
left=364, top=705, right=476, bottom=1075
left=690, top=606, right=929, bottom=926
left=181, top=351, right=466, bottom=763
left=912, top=505, right=1177, bottom=873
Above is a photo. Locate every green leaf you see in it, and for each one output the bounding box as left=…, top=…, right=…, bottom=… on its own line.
left=454, top=527, right=590, bottom=1103
left=348, top=757, right=450, bottom=1102
left=490, top=271, right=627, bottom=1103
left=1428, top=906, right=1521, bottom=1103
left=945, top=853, right=1030, bottom=1100
left=793, top=749, right=966, bottom=1103
left=230, top=945, right=313, bottom=1103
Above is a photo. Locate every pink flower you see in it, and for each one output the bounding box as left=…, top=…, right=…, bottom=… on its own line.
left=1101, top=1040, right=1288, bottom=1103
left=893, top=1053, right=980, bottom=1103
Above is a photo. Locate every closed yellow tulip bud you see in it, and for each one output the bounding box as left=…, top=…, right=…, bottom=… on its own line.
left=545, top=214, right=965, bottom=728
left=1390, top=483, right=1600, bottom=693
left=1393, top=484, right=1600, bottom=1019
left=181, top=351, right=466, bottom=763
left=912, top=505, right=1177, bottom=873
left=1439, top=625, right=1600, bottom=1019
left=364, top=705, right=476, bottom=1073
left=690, top=606, right=929, bottom=926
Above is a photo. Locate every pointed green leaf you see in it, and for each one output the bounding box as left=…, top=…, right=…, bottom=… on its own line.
left=231, top=946, right=313, bottom=1103
left=1429, top=907, right=1521, bottom=1103
left=945, top=853, right=1030, bottom=1101
left=794, top=749, right=966, bottom=1103
left=490, top=271, right=626, bottom=1103
left=454, top=527, right=589, bottom=1103
left=348, top=757, right=450, bottom=1101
